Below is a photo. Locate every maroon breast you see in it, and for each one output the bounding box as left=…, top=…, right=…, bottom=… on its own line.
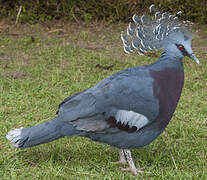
left=150, top=68, right=184, bottom=129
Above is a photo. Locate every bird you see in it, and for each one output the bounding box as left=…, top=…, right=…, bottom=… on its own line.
left=6, top=4, right=199, bottom=176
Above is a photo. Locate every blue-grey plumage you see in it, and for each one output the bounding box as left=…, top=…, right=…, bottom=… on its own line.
left=6, top=4, right=200, bottom=176
left=57, top=52, right=184, bottom=149
left=6, top=118, right=75, bottom=148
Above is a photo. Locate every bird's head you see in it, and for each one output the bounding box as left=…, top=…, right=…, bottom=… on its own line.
left=164, top=31, right=199, bottom=64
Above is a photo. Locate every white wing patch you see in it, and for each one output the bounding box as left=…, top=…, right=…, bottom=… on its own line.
left=115, top=110, right=149, bottom=130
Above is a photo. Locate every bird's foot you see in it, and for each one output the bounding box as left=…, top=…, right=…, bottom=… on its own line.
left=121, top=167, right=144, bottom=176
left=112, top=159, right=127, bottom=165
left=121, top=149, right=145, bottom=176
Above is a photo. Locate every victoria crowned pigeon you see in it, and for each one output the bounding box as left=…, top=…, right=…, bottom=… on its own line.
left=6, top=4, right=199, bottom=176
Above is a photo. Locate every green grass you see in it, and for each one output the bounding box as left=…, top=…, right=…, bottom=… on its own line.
left=0, top=22, right=207, bottom=179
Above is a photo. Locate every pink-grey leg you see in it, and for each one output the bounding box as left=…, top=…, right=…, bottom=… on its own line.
left=118, top=149, right=127, bottom=165
left=121, top=149, right=144, bottom=176
left=113, top=149, right=127, bottom=165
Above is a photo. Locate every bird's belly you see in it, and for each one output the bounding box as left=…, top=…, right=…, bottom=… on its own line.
left=86, top=127, right=163, bottom=149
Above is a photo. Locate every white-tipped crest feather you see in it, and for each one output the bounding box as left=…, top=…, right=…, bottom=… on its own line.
left=121, top=4, right=194, bottom=56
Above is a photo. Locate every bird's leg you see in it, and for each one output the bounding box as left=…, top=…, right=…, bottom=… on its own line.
left=121, top=149, right=144, bottom=176
left=118, top=149, right=127, bottom=165
left=112, top=149, right=127, bottom=165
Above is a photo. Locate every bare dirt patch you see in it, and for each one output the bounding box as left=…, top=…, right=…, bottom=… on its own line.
left=0, top=20, right=207, bottom=60
left=0, top=53, right=11, bottom=62
left=2, top=71, right=27, bottom=79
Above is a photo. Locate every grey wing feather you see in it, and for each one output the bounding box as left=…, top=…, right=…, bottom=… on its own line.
left=72, top=114, right=110, bottom=132
left=58, top=92, right=98, bottom=122
left=56, top=89, right=88, bottom=114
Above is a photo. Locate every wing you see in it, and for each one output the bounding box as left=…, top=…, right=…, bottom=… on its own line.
left=57, top=67, right=159, bottom=133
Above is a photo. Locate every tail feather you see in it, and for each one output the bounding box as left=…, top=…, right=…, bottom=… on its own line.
left=6, top=118, right=74, bottom=148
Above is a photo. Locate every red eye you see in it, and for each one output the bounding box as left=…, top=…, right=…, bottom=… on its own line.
left=178, top=45, right=184, bottom=51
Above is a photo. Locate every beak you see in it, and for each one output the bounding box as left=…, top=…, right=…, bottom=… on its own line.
left=190, top=53, right=200, bottom=64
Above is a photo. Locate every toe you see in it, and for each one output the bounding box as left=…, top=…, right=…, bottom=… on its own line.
left=121, top=167, right=144, bottom=176
left=112, top=160, right=127, bottom=165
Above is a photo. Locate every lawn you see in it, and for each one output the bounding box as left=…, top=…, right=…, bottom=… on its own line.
left=0, top=21, right=206, bottom=179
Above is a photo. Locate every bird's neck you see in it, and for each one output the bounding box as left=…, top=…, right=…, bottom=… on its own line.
left=153, top=51, right=184, bottom=71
